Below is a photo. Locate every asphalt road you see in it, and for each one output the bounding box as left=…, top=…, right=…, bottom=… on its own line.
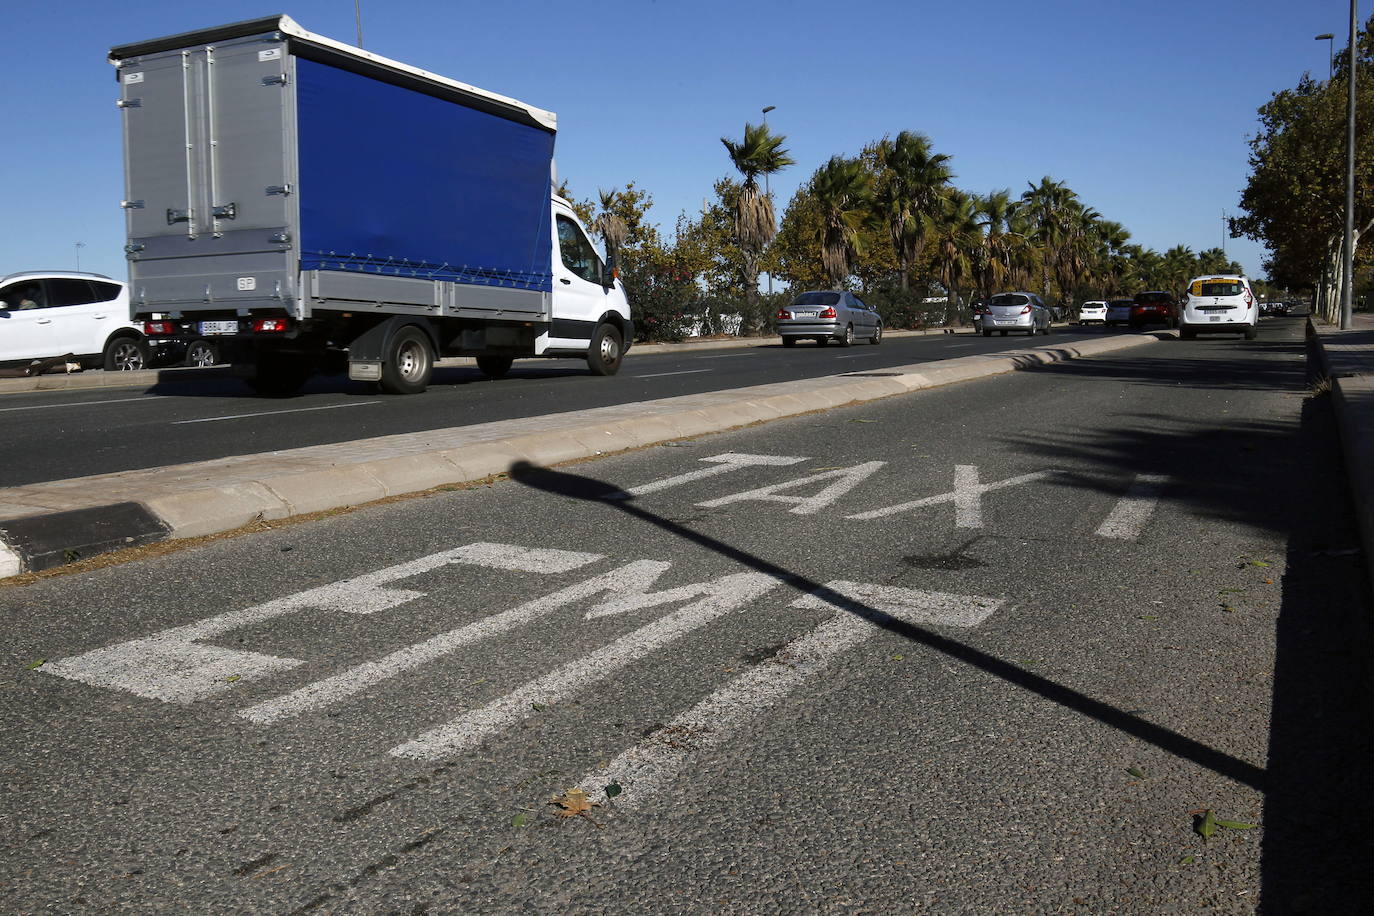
left=4, top=326, right=1117, bottom=487
left=4, top=315, right=1371, bottom=912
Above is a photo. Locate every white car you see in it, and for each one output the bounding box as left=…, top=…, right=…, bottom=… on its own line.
left=1078, top=301, right=1108, bottom=325
left=0, top=271, right=150, bottom=370
left=1179, top=274, right=1258, bottom=340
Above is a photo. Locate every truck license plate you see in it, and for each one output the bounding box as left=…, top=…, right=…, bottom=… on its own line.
left=198, top=320, right=239, bottom=335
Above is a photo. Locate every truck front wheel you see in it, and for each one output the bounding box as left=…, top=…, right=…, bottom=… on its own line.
left=586, top=323, right=623, bottom=376
left=380, top=326, right=434, bottom=394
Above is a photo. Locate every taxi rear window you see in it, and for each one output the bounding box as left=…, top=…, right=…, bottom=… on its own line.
left=1190, top=279, right=1244, bottom=297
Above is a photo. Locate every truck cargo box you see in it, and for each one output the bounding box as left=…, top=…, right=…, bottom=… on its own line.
left=110, top=15, right=559, bottom=323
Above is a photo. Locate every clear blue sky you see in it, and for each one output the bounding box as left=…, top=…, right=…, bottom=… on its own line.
left=0, top=0, right=1347, bottom=287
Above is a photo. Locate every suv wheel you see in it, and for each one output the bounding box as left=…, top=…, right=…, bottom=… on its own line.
left=103, top=335, right=148, bottom=371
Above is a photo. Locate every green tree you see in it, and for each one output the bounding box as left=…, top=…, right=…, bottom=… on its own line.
left=811, top=156, right=875, bottom=287
left=720, top=122, right=795, bottom=310
left=871, top=131, right=952, bottom=291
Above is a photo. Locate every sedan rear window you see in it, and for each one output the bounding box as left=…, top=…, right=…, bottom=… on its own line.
left=1135, top=292, right=1173, bottom=304
left=1190, top=280, right=1244, bottom=297
left=791, top=292, right=841, bottom=306
left=990, top=294, right=1029, bottom=306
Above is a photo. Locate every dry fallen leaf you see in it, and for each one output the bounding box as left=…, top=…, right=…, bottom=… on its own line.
left=550, top=788, right=596, bottom=819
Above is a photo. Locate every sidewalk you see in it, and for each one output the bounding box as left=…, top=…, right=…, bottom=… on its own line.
left=1309, top=312, right=1374, bottom=598
left=0, top=331, right=1155, bottom=577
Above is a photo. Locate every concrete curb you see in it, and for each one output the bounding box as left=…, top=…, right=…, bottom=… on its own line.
left=0, top=328, right=969, bottom=396
left=0, top=330, right=1160, bottom=576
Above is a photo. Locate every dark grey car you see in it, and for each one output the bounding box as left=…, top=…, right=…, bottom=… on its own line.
left=775, top=291, right=882, bottom=347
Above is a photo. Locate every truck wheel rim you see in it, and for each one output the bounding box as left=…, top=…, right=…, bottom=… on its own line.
left=398, top=340, right=428, bottom=381
left=600, top=334, right=619, bottom=363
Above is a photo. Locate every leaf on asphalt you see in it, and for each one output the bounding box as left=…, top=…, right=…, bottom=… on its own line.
left=550, top=788, right=596, bottom=819
left=1220, top=603, right=1235, bottom=613
left=1194, top=809, right=1217, bottom=841
left=848, top=419, right=878, bottom=423
left=511, top=812, right=528, bottom=828
left=1248, top=559, right=1272, bottom=568
left=891, top=654, right=905, bottom=661
left=604, top=782, right=623, bottom=798
left=1215, top=819, right=1259, bottom=830
left=531, top=702, right=546, bottom=712
left=1137, top=615, right=1159, bottom=620
left=1263, top=578, right=1274, bottom=585
left=1179, top=855, right=1196, bottom=865
left=1126, top=766, right=1145, bottom=779
left=25, top=659, right=45, bottom=670
left=226, top=674, right=241, bottom=683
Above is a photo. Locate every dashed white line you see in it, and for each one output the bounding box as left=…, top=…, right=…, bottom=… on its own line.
left=1096, top=474, right=1169, bottom=540
left=0, top=395, right=158, bottom=413
left=172, top=400, right=382, bottom=424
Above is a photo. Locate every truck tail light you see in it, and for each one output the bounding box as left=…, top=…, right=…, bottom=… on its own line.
left=253, top=318, right=290, bottom=333
left=144, top=320, right=177, bottom=335
left=819, top=307, right=837, bottom=319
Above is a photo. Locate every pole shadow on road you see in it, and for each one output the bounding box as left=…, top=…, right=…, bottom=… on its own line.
left=507, top=459, right=1268, bottom=797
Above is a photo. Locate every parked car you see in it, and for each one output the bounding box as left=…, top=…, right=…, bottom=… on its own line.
left=1104, top=298, right=1135, bottom=327
left=1130, top=291, right=1178, bottom=329
left=980, top=291, right=1051, bottom=337
left=1178, top=274, right=1258, bottom=339
left=0, top=271, right=155, bottom=371
left=775, top=291, right=882, bottom=347
left=1078, top=300, right=1108, bottom=325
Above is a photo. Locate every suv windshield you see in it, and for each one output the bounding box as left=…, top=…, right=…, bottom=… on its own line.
left=990, top=294, right=1029, bottom=307
left=1190, top=280, right=1244, bottom=297
left=791, top=292, right=841, bottom=306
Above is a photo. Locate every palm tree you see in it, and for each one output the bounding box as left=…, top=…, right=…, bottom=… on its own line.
left=1161, top=244, right=1197, bottom=295
left=720, top=122, right=795, bottom=306
left=931, top=189, right=981, bottom=323
left=593, top=188, right=629, bottom=263
left=974, top=190, right=1016, bottom=300
left=873, top=131, right=952, bottom=291
left=1020, top=176, right=1077, bottom=301
left=809, top=156, right=874, bottom=287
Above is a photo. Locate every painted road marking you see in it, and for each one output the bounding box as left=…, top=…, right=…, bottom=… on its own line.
left=0, top=395, right=159, bottom=413
left=42, top=543, right=601, bottom=703
left=833, top=353, right=880, bottom=359
left=580, top=581, right=1004, bottom=806
left=605, top=453, right=809, bottom=500
left=696, top=353, right=751, bottom=359
left=632, top=369, right=714, bottom=379
left=240, top=559, right=666, bottom=724
left=848, top=465, right=1052, bottom=527
left=1095, top=474, right=1170, bottom=540
left=697, top=461, right=886, bottom=515
left=389, top=569, right=782, bottom=760
left=172, top=401, right=382, bottom=424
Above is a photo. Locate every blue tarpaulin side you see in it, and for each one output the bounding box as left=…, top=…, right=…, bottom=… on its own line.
left=296, top=58, right=554, bottom=292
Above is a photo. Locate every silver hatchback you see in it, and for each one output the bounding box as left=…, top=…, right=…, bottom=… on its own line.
left=978, top=291, right=1051, bottom=337
left=776, top=291, right=883, bottom=347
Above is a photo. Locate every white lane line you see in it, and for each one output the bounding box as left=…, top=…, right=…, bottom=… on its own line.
left=833, top=353, right=879, bottom=359
left=695, top=353, right=751, bottom=359
left=43, top=542, right=601, bottom=704
left=172, top=400, right=382, bottom=424
left=0, top=395, right=158, bottom=413
left=579, top=581, right=1004, bottom=806
left=1095, top=474, right=1170, bottom=540
left=632, top=369, right=714, bottom=379
left=389, top=571, right=781, bottom=760
left=945, top=343, right=976, bottom=348
left=604, top=453, right=809, bottom=500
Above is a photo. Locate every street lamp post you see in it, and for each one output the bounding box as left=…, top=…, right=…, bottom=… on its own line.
left=74, top=241, right=84, bottom=272
left=1342, top=4, right=1358, bottom=329
left=761, top=105, right=776, bottom=296
left=1317, top=32, right=1335, bottom=79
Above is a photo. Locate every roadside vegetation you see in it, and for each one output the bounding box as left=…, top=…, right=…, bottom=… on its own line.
left=564, top=129, right=1244, bottom=342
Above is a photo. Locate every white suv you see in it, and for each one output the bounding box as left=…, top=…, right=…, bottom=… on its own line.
left=0, top=271, right=150, bottom=370
left=1179, top=274, right=1258, bottom=340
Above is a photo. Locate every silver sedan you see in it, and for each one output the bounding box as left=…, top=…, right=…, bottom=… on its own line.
left=978, top=292, right=1052, bottom=337
left=776, top=291, right=883, bottom=347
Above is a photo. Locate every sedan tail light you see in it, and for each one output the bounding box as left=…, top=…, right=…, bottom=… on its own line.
left=776, top=308, right=790, bottom=320
left=1020, top=305, right=1032, bottom=315
left=818, top=307, right=837, bottom=319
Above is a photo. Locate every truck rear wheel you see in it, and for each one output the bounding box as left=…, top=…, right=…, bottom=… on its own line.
left=586, top=323, right=623, bottom=376
left=380, top=326, right=434, bottom=394
left=476, top=355, right=514, bottom=379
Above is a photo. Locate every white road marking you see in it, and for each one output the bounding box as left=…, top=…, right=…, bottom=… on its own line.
left=0, top=395, right=159, bottom=413
left=632, top=369, right=714, bottom=379
left=580, top=581, right=1004, bottom=806
left=240, top=558, right=664, bottom=724
left=172, top=400, right=382, bottom=424
left=833, top=353, right=879, bottom=359
left=695, top=353, right=750, bottom=359
left=389, top=570, right=782, bottom=760
left=696, top=461, right=886, bottom=515
left=1095, top=474, right=1170, bottom=540
left=604, top=453, right=809, bottom=500
left=847, top=465, right=1052, bottom=527
left=41, top=543, right=601, bottom=704
left=945, top=343, right=976, bottom=348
